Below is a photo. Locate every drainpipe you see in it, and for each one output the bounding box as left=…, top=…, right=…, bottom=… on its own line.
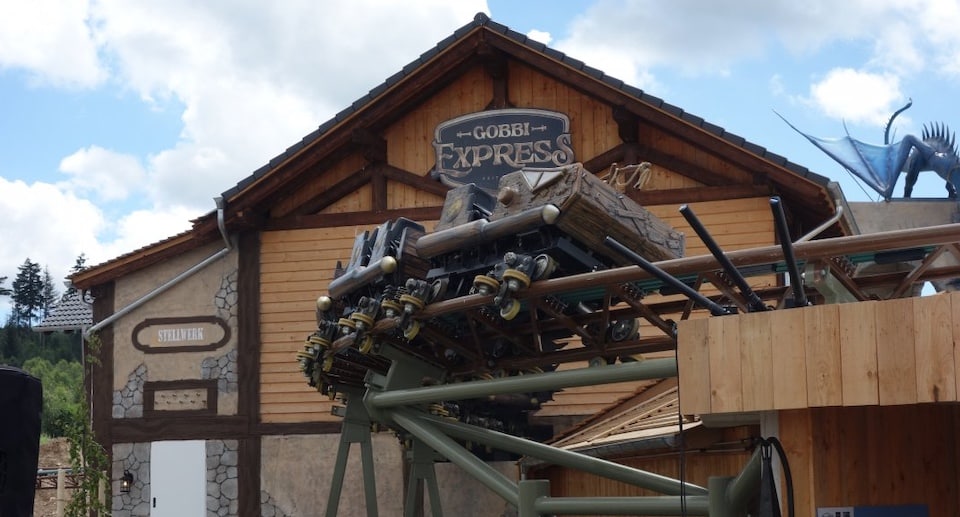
left=797, top=199, right=844, bottom=243
left=84, top=197, right=233, bottom=337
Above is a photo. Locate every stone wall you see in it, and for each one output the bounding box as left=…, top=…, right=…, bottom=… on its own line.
left=206, top=439, right=239, bottom=517
left=112, top=442, right=150, bottom=516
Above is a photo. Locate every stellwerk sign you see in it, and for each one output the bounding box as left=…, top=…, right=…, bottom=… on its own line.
left=432, top=108, right=574, bottom=192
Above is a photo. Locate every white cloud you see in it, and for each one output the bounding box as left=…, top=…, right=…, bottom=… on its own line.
left=527, top=30, right=553, bottom=45
left=808, top=68, right=904, bottom=125
left=58, top=146, right=146, bottom=201
left=0, top=178, right=105, bottom=306
left=81, top=0, right=487, bottom=215
left=0, top=0, right=106, bottom=87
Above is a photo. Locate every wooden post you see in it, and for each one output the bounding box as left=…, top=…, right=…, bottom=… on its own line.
left=56, top=468, right=66, bottom=517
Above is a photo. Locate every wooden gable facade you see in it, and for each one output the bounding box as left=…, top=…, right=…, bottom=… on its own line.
left=71, top=13, right=843, bottom=517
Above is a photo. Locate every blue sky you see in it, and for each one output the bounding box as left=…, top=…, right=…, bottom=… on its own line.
left=1, top=0, right=959, bottom=310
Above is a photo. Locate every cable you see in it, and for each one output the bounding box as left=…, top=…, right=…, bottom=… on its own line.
left=675, top=345, right=687, bottom=517
left=758, top=437, right=794, bottom=517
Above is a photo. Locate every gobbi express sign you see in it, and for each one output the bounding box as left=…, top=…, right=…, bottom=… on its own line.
left=432, top=108, right=574, bottom=192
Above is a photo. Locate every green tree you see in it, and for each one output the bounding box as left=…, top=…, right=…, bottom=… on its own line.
left=0, top=275, right=11, bottom=297
left=22, top=356, right=83, bottom=436
left=64, top=254, right=87, bottom=299
left=12, top=258, right=43, bottom=327
left=41, top=266, right=59, bottom=318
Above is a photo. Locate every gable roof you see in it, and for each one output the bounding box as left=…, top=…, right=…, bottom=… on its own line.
left=33, top=290, right=94, bottom=333
left=72, top=12, right=838, bottom=289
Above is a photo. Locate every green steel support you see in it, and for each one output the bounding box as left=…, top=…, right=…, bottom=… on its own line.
left=518, top=479, right=551, bottom=517
left=421, top=413, right=707, bottom=496
left=533, top=495, right=710, bottom=515
left=404, top=439, right=443, bottom=517
left=707, top=448, right=761, bottom=517
left=390, top=409, right=520, bottom=507
left=366, top=358, right=677, bottom=408
left=726, top=447, right=762, bottom=512
left=708, top=477, right=734, bottom=517
left=325, top=395, right=379, bottom=517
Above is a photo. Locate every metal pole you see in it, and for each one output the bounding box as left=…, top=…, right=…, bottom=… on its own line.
left=518, top=479, right=551, bottom=517
left=708, top=477, right=734, bottom=517
left=423, top=415, right=707, bottom=496
left=367, top=358, right=677, bottom=408
left=390, top=409, right=520, bottom=507
left=604, top=236, right=733, bottom=316
left=359, top=434, right=379, bottom=517
left=679, top=204, right=767, bottom=312
left=726, top=447, right=762, bottom=512
left=533, top=495, right=710, bottom=515
left=771, top=197, right=808, bottom=307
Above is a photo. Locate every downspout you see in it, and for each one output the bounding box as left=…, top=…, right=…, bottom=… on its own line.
left=796, top=197, right=844, bottom=243
left=84, top=196, right=233, bottom=337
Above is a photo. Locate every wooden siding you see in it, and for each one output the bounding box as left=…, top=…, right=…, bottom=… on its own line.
left=508, top=61, right=621, bottom=162
left=537, top=427, right=755, bottom=504
left=781, top=405, right=960, bottom=517
left=259, top=221, right=439, bottom=423
left=384, top=65, right=492, bottom=175
left=679, top=292, right=960, bottom=415
left=259, top=226, right=373, bottom=423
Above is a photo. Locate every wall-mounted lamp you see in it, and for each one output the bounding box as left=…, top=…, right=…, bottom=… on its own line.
left=120, top=470, right=134, bottom=493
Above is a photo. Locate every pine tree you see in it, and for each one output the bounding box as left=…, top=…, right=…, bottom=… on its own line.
left=42, top=267, right=59, bottom=318
left=64, top=254, right=88, bottom=298
left=12, top=258, right=43, bottom=327
left=0, top=276, right=10, bottom=297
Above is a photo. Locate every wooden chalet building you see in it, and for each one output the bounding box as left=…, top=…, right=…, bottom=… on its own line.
left=67, top=12, right=900, bottom=517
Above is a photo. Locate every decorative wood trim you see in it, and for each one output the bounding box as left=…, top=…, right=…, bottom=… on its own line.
left=90, top=281, right=115, bottom=450
left=352, top=128, right=387, bottom=163
left=266, top=206, right=443, bottom=231
left=131, top=316, right=231, bottom=353
left=238, top=437, right=260, bottom=517
left=143, top=379, right=218, bottom=417
left=379, top=164, right=450, bottom=197
left=111, top=416, right=249, bottom=442
left=238, top=231, right=261, bottom=426
left=630, top=185, right=772, bottom=206
left=294, top=166, right=373, bottom=216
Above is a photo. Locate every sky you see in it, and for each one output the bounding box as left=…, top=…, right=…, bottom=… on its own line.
left=1, top=0, right=960, bottom=313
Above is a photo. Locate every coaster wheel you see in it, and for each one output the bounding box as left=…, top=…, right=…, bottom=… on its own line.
left=403, top=320, right=422, bottom=341
left=473, top=275, right=500, bottom=294
left=499, top=298, right=522, bottom=320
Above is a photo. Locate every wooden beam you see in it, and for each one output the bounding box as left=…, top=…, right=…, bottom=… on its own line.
left=293, top=166, right=373, bottom=216
left=379, top=163, right=450, bottom=197
left=266, top=206, right=443, bottom=230
left=479, top=42, right=510, bottom=110
left=352, top=128, right=387, bottom=163
left=631, top=184, right=771, bottom=206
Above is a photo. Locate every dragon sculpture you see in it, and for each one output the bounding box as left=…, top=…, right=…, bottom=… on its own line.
left=780, top=100, right=960, bottom=200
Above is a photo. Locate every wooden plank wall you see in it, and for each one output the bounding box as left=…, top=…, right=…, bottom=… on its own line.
left=678, top=292, right=960, bottom=415
left=259, top=226, right=366, bottom=422
left=781, top=405, right=960, bottom=517
left=538, top=427, right=754, bottom=503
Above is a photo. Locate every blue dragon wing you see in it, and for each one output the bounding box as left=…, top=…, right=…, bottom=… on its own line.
left=777, top=113, right=911, bottom=200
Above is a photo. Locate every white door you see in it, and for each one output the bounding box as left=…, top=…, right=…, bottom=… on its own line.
left=150, top=440, right=206, bottom=516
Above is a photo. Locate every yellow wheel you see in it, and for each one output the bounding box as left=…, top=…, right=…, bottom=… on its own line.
left=322, top=355, right=334, bottom=372
left=502, top=268, right=531, bottom=288
left=358, top=334, right=374, bottom=354
left=398, top=294, right=425, bottom=311
left=351, top=312, right=375, bottom=327
left=307, top=334, right=331, bottom=348
left=337, top=318, right=356, bottom=331
left=500, top=298, right=522, bottom=320
left=403, top=320, right=421, bottom=340
left=381, top=299, right=402, bottom=314
left=473, top=275, right=500, bottom=294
